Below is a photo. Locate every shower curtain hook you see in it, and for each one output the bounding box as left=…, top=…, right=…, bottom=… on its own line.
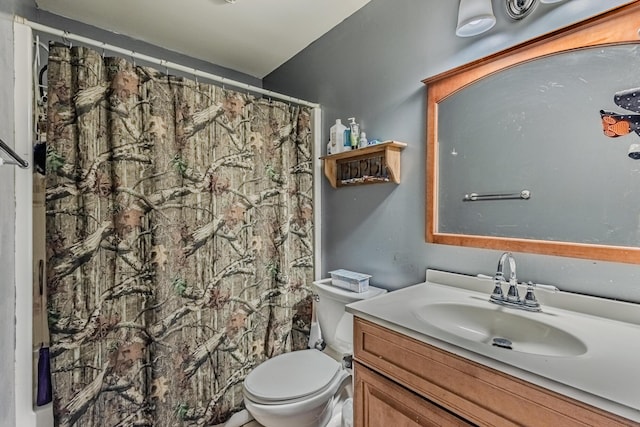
left=34, top=34, right=41, bottom=68
left=130, top=51, right=136, bottom=67
left=62, top=31, right=71, bottom=48
left=193, top=68, right=198, bottom=85
left=65, top=32, right=73, bottom=49
left=101, top=42, right=106, bottom=58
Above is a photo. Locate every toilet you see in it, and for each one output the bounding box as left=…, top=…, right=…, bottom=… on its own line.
left=242, top=279, right=386, bottom=427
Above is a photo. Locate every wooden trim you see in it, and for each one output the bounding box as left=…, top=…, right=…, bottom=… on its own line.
left=354, top=318, right=638, bottom=426
left=424, top=1, right=640, bottom=263
left=430, top=234, right=640, bottom=264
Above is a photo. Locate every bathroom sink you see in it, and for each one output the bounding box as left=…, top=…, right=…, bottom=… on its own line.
left=414, top=302, right=587, bottom=357
left=346, top=269, right=640, bottom=419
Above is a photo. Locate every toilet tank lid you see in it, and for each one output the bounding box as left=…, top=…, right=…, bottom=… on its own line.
left=313, top=279, right=387, bottom=302
left=243, top=349, right=340, bottom=402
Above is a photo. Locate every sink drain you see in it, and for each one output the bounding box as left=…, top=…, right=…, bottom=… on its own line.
left=492, top=337, right=513, bottom=350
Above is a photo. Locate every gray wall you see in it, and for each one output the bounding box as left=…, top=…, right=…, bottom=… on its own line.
left=264, top=0, right=640, bottom=303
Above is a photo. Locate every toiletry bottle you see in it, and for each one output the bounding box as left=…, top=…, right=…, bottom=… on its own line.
left=330, top=119, right=347, bottom=153
left=348, top=118, right=359, bottom=149
left=359, top=132, right=368, bottom=149
left=326, top=141, right=332, bottom=155
left=343, top=129, right=352, bottom=151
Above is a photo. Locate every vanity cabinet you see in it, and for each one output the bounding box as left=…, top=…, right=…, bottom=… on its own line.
left=353, top=317, right=637, bottom=427
left=319, top=141, right=407, bottom=188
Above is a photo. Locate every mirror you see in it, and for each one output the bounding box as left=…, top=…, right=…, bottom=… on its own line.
left=425, top=2, right=640, bottom=263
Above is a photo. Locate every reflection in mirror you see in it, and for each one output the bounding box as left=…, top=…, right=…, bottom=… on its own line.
left=438, top=44, right=640, bottom=247
left=425, top=2, right=640, bottom=263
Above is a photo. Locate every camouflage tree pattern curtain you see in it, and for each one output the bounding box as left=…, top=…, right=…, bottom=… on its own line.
left=45, top=44, right=314, bottom=426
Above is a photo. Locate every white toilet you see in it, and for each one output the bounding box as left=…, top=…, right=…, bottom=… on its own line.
left=242, top=280, right=386, bottom=427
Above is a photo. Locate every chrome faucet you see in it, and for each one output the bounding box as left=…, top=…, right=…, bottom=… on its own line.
left=491, top=252, right=519, bottom=304
left=482, top=252, right=559, bottom=312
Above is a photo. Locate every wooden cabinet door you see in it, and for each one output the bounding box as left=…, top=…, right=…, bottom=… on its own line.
left=355, top=362, right=471, bottom=427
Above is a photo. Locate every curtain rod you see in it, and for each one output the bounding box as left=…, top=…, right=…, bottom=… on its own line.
left=15, top=17, right=321, bottom=109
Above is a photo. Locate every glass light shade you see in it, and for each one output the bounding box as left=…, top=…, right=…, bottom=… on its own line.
left=456, top=0, right=496, bottom=37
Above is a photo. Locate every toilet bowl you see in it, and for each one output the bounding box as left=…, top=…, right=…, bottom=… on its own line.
left=242, top=281, right=386, bottom=427
left=244, top=350, right=350, bottom=427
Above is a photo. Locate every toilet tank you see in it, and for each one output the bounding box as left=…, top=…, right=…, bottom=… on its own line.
left=312, top=279, right=387, bottom=354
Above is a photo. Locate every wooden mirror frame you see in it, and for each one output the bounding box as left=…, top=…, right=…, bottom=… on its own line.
left=424, top=2, right=640, bottom=264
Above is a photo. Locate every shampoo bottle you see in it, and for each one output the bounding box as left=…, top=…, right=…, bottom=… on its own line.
left=343, top=129, right=352, bottom=151
left=330, top=119, right=347, bottom=153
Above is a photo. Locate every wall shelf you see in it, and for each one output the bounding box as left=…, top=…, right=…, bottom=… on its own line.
left=319, top=140, right=407, bottom=188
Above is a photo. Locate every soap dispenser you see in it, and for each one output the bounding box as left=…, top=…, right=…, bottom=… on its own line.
left=347, top=118, right=359, bottom=149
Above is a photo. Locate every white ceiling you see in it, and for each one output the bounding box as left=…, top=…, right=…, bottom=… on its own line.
left=35, top=0, right=372, bottom=79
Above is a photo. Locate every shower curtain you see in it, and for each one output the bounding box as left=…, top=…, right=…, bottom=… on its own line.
left=45, top=44, right=314, bottom=426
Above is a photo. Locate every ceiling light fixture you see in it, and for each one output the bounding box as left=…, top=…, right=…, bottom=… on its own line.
left=456, top=0, right=496, bottom=37
left=505, top=0, right=537, bottom=20
left=457, top=0, right=568, bottom=37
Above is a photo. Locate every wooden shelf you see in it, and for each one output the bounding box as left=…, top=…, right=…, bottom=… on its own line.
left=319, top=140, right=407, bottom=188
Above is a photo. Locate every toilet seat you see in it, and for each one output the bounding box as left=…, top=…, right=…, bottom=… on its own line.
left=243, top=350, right=341, bottom=405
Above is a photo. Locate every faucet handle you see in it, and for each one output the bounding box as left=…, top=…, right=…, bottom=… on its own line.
left=523, top=281, right=540, bottom=310
left=490, top=279, right=505, bottom=302
left=477, top=274, right=507, bottom=302
left=523, top=281, right=561, bottom=311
